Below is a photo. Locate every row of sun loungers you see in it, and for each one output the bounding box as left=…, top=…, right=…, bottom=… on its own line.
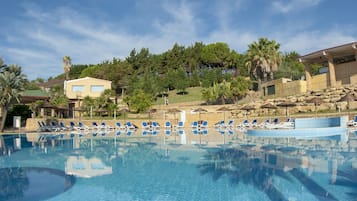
left=37, top=118, right=295, bottom=133
left=235, top=118, right=295, bottom=129
left=37, top=121, right=138, bottom=132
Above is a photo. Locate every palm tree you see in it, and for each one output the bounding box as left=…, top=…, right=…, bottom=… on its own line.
left=0, top=64, right=27, bottom=131
left=82, top=96, right=95, bottom=116
left=245, top=38, right=282, bottom=91
left=63, top=56, right=71, bottom=80
left=215, top=81, right=232, bottom=105
left=29, top=100, right=44, bottom=117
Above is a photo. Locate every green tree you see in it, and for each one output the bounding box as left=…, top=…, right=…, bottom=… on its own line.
left=80, top=59, right=133, bottom=96
left=123, top=89, right=153, bottom=113
left=201, top=81, right=233, bottom=105
left=230, top=76, right=251, bottom=102
left=82, top=96, right=95, bottom=115
left=201, top=76, right=250, bottom=105
left=161, top=44, right=186, bottom=73
left=201, top=87, right=217, bottom=104
left=126, top=48, right=151, bottom=73
left=275, top=51, right=305, bottom=80
left=164, top=68, right=177, bottom=90
left=201, top=68, right=223, bottom=88
left=29, top=100, right=44, bottom=117
left=189, top=69, right=200, bottom=87
left=231, top=50, right=247, bottom=77
left=174, top=67, right=190, bottom=94
left=309, top=63, right=321, bottom=76
left=216, top=81, right=233, bottom=104
left=0, top=63, right=27, bottom=131
left=106, top=102, right=118, bottom=117
left=245, top=38, right=282, bottom=91
left=126, top=69, right=162, bottom=99
left=95, top=89, right=115, bottom=113
left=201, top=42, right=232, bottom=68
left=79, top=65, right=100, bottom=78
left=185, top=42, right=204, bottom=73
left=69, top=64, right=90, bottom=79
left=49, top=85, right=68, bottom=108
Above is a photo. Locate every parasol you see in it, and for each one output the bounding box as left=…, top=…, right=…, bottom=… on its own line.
left=277, top=101, right=296, bottom=117
left=167, top=108, right=182, bottom=123
left=240, top=105, right=256, bottom=117
left=260, top=102, right=277, bottom=115
left=306, top=97, right=324, bottom=117
left=216, top=106, right=232, bottom=123
left=193, top=107, right=208, bottom=120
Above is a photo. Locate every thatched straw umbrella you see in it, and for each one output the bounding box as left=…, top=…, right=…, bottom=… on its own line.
left=216, top=106, right=232, bottom=123
left=277, top=102, right=296, bottom=117
left=260, top=102, right=277, bottom=115
left=167, top=108, right=182, bottom=123
left=193, top=107, right=208, bottom=121
left=240, top=105, right=256, bottom=118
left=306, top=97, right=324, bottom=117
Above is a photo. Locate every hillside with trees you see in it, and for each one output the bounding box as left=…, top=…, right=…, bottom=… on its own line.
left=0, top=38, right=306, bottom=127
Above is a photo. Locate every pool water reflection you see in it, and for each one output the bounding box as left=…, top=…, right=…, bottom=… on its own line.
left=0, top=128, right=357, bottom=201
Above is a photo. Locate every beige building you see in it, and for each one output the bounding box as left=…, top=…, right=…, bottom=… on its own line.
left=64, top=77, right=112, bottom=99
left=64, top=77, right=112, bottom=117
left=299, top=41, right=357, bottom=91
left=262, top=42, right=357, bottom=97
left=261, top=78, right=307, bottom=97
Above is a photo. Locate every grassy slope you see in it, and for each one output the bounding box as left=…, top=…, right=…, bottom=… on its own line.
left=154, top=87, right=203, bottom=105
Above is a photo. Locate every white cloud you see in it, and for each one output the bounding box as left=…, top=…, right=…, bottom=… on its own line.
left=153, top=1, right=198, bottom=46
left=3, top=3, right=190, bottom=79
left=281, top=31, right=356, bottom=55
left=3, top=47, right=60, bottom=79
left=272, top=0, right=321, bottom=13
left=1, top=0, right=356, bottom=80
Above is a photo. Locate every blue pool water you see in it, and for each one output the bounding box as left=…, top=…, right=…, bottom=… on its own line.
left=0, top=128, right=356, bottom=201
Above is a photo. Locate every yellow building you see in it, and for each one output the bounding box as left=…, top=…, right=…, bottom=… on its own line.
left=261, top=78, right=307, bottom=97
left=64, top=77, right=112, bottom=117
left=64, top=77, right=112, bottom=99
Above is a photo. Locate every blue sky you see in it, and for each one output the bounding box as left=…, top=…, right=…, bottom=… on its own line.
left=1, top=0, right=356, bottom=80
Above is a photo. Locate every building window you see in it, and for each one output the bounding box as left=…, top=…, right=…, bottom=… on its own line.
left=72, top=85, right=84, bottom=92
left=267, top=85, right=275, bottom=95
left=90, top=85, right=105, bottom=92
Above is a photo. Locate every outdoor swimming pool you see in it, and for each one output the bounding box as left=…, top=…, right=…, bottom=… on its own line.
left=1, top=128, right=356, bottom=201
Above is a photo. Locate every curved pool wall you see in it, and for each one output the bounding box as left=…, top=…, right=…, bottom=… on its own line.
left=294, top=116, right=347, bottom=128
left=246, top=116, right=348, bottom=138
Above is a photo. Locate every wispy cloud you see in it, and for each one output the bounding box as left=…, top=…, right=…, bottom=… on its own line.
left=272, top=0, right=321, bottom=13
left=1, top=0, right=356, bottom=79
left=153, top=1, right=198, bottom=46
left=281, top=30, right=356, bottom=55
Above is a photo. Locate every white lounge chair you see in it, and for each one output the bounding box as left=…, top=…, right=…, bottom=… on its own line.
left=177, top=121, right=184, bottom=129
left=126, top=122, right=136, bottom=130
left=164, top=121, right=172, bottom=129
left=115, top=122, right=126, bottom=130
left=142, top=121, right=150, bottom=130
